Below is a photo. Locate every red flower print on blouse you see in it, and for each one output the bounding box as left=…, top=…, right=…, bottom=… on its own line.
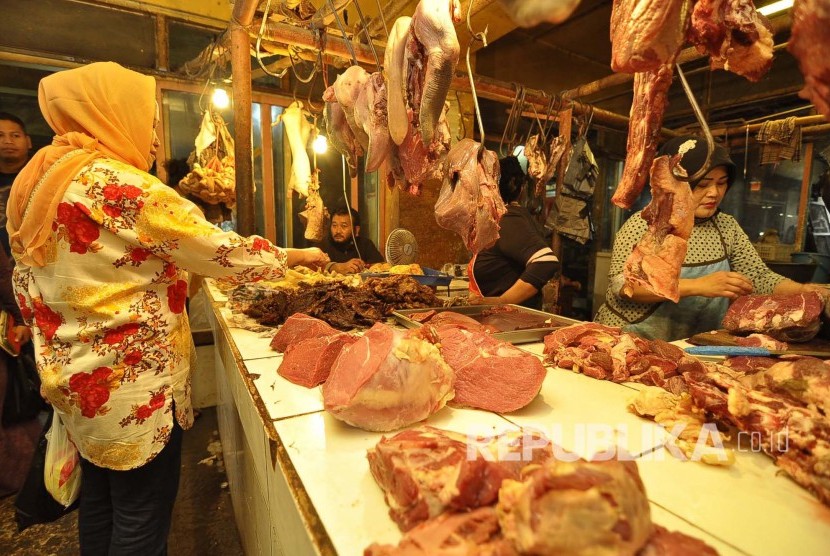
left=251, top=237, right=270, bottom=253
left=123, top=350, right=143, bottom=365
left=135, top=392, right=166, bottom=421
left=56, top=202, right=100, bottom=255
left=102, top=184, right=143, bottom=202
left=129, top=248, right=151, bottom=264
left=69, top=366, right=114, bottom=418
left=103, top=322, right=141, bottom=345
left=33, top=299, right=62, bottom=342
left=16, top=293, right=32, bottom=322
left=167, top=280, right=188, bottom=314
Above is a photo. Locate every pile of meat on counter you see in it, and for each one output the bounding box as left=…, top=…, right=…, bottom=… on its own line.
left=270, top=308, right=548, bottom=430
left=364, top=425, right=717, bottom=555
left=544, top=291, right=830, bottom=507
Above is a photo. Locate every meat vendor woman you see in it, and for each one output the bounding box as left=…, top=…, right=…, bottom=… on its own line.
left=596, top=135, right=828, bottom=341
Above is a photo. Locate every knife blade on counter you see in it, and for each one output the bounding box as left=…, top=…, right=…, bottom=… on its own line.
left=684, top=346, right=830, bottom=358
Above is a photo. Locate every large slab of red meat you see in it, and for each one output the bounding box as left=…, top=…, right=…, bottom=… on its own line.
left=640, top=525, right=719, bottom=555
left=367, top=426, right=552, bottom=531
left=788, top=0, right=830, bottom=118
left=689, top=0, right=774, bottom=82
left=611, top=65, right=673, bottom=209
left=497, top=458, right=653, bottom=554
left=436, top=326, right=546, bottom=412
left=270, top=313, right=339, bottom=353
left=610, top=0, right=692, bottom=73
left=364, top=506, right=517, bottom=556
left=623, top=154, right=695, bottom=302
left=721, top=292, right=825, bottom=342
left=322, top=323, right=454, bottom=431
left=409, top=310, right=498, bottom=333
left=277, top=333, right=357, bottom=388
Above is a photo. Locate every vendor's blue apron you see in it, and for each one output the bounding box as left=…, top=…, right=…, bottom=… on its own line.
left=625, top=227, right=730, bottom=342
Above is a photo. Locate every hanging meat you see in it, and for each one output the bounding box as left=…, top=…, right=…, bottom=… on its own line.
left=688, top=0, right=774, bottom=82
left=525, top=133, right=568, bottom=197
left=623, top=154, right=695, bottom=302
left=498, top=0, right=583, bottom=27
left=788, top=0, right=830, bottom=119
left=612, top=64, right=674, bottom=209
left=434, top=139, right=506, bottom=253
left=406, top=0, right=461, bottom=144
left=384, top=16, right=412, bottom=146
left=610, top=0, right=694, bottom=73
left=278, top=101, right=313, bottom=197
left=353, top=72, right=393, bottom=172
left=323, top=87, right=362, bottom=177
left=322, top=323, right=454, bottom=432
left=298, top=172, right=329, bottom=242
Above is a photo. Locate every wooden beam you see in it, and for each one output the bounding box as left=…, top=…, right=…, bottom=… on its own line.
left=155, top=14, right=169, bottom=72
left=795, top=142, right=814, bottom=251
left=261, top=103, right=277, bottom=243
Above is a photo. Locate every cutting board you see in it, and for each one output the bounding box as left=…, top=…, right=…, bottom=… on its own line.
left=688, top=329, right=830, bottom=356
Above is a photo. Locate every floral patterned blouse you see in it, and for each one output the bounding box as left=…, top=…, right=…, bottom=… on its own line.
left=12, top=158, right=288, bottom=470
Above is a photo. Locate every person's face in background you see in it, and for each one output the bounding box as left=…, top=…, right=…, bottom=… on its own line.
left=692, top=165, right=729, bottom=219
left=148, top=103, right=161, bottom=167
left=330, top=214, right=358, bottom=245
left=0, top=119, right=32, bottom=169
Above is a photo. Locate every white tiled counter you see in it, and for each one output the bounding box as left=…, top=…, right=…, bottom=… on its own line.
left=203, top=282, right=830, bottom=556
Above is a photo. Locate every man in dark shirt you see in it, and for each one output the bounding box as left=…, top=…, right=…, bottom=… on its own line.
left=322, top=206, right=384, bottom=274
left=0, top=112, right=32, bottom=257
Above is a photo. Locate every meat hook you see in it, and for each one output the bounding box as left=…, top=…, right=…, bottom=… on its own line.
left=327, top=0, right=358, bottom=66
left=465, top=0, right=489, bottom=153
left=352, top=0, right=382, bottom=71
left=372, top=0, right=389, bottom=38
left=673, top=64, right=714, bottom=182
left=500, top=84, right=525, bottom=157
left=255, top=0, right=289, bottom=79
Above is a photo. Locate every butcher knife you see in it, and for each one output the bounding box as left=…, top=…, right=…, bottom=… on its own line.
left=685, top=346, right=830, bottom=358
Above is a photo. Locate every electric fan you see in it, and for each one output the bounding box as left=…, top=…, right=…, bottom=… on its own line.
left=385, top=228, right=419, bottom=265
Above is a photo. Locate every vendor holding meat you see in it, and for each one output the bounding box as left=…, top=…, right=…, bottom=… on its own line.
left=596, top=135, right=828, bottom=341
left=321, top=206, right=384, bottom=274
left=469, top=156, right=560, bottom=309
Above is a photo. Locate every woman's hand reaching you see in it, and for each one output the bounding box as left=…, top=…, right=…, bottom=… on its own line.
left=687, top=271, right=754, bottom=299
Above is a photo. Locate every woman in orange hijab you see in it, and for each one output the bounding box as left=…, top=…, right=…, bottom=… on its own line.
left=7, top=61, right=328, bottom=554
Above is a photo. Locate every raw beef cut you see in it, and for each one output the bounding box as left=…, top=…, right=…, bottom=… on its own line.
left=721, top=292, right=825, bottom=342
left=435, top=139, right=506, bottom=253
left=277, top=332, right=357, bottom=388
left=384, top=16, right=413, bottom=147
left=498, top=0, right=582, bottom=27
left=623, top=155, right=695, bottom=302
left=497, top=458, right=653, bottom=555
left=436, top=326, right=546, bottom=412
left=689, top=0, right=774, bottom=82
left=364, top=506, right=517, bottom=556
left=353, top=72, right=393, bottom=172
left=639, top=525, right=719, bottom=555
left=610, top=0, right=693, bottom=73
left=722, top=355, right=779, bottom=374
left=612, top=65, right=673, bottom=209
left=367, top=426, right=552, bottom=530
left=410, top=310, right=498, bottom=333
left=322, top=323, right=454, bottom=431
left=788, top=0, right=830, bottom=118
left=298, top=172, right=328, bottom=242
left=734, top=333, right=788, bottom=351
left=269, top=313, right=338, bottom=353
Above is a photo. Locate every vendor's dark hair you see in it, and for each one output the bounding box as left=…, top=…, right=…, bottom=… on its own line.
left=331, top=205, right=360, bottom=227
left=0, top=112, right=27, bottom=134
left=499, top=155, right=526, bottom=203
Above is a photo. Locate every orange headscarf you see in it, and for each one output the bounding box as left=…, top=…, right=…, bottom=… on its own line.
left=6, top=61, right=156, bottom=267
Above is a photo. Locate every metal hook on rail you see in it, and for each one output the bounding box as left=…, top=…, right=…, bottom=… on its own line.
left=673, top=64, right=714, bottom=182
left=327, top=0, right=358, bottom=66
left=255, top=0, right=289, bottom=79
left=352, top=0, right=382, bottom=71
left=465, top=0, right=489, bottom=152
left=466, top=0, right=489, bottom=47
left=500, top=84, right=524, bottom=157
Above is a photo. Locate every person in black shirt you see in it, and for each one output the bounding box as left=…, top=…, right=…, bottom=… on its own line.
left=471, top=156, right=559, bottom=309
left=322, top=206, right=384, bottom=274
left=0, top=112, right=32, bottom=257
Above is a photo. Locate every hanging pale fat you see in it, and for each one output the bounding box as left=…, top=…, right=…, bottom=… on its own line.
left=194, top=110, right=217, bottom=158
left=279, top=101, right=313, bottom=197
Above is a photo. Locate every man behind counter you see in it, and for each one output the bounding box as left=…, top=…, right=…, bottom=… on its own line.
left=0, top=112, right=32, bottom=257
left=322, top=206, right=384, bottom=274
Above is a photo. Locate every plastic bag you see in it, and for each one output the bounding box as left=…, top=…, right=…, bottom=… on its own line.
left=44, top=411, right=81, bottom=507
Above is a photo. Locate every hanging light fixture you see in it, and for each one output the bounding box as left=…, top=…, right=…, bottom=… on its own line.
left=312, top=133, right=328, bottom=154
left=212, top=87, right=230, bottom=109
left=757, top=0, right=793, bottom=16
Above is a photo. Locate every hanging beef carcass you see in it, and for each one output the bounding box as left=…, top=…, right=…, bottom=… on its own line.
left=610, top=0, right=694, bottom=73
left=393, top=104, right=452, bottom=195
left=612, top=64, right=674, bottom=209
left=323, top=87, right=362, bottom=177
left=332, top=65, right=371, bottom=148
left=406, top=0, right=461, bottom=144
left=353, top=72, right=393, bottom=172
left=322, top=323, right=454, bottom=432
left=278, top=101, right=313, bottom=197
left=788, top=0, right=830, bottom=119
left=688, top=0, right=774, bottom=82
left=434, top=139, right=506, bottom=253
left=623, top=154, right=695, bottom=303
left=385, top=16, right=412, bottom=146
left=498, top=0, right=583, bottom=27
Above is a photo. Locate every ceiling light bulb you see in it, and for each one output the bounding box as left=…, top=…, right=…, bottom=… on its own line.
left=312, top=134, right=328, bottom=154
left=757, top=0, right=793, bottom=16
left=212, top=88, right=230, bottom=109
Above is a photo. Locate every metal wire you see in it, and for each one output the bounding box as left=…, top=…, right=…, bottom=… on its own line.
left=352, top=0, right=382, bottom=70
left=255, top=0, right=290, bottom=79
left=465, top=0, right=488, bottom=150
left=673, top=64, right=714, bottom=182
left=372, top=0, right=389, bottom=37
left=327, top=0, right=358, bottom=66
